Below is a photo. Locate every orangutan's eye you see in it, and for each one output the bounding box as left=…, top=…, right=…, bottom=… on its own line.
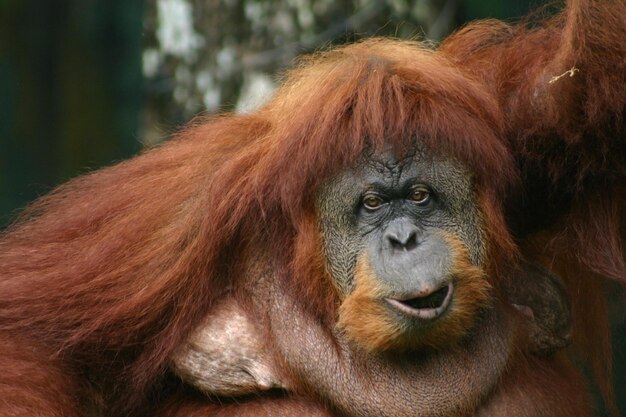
left=409, top=188, right=431, bottom=206
left=362, top=193, right=386, bottom=210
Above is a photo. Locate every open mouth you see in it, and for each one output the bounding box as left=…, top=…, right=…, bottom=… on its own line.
left=385, top=282, right=453, bottom=320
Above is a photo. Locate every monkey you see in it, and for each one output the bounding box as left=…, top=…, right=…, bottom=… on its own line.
left=2, top=0, right=623, bottom=414
left=160, top=145, right=588, bottom=417
left=167, top=0, right=626, bottom=412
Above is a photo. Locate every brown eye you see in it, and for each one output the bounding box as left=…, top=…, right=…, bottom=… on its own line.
left=409, top=189, right=430, bottom=205
left=362, top=194, right=386, bottom=210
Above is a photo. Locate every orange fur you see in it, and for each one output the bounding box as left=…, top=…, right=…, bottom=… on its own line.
left=290, top=212, right=341, bottom=324
left=476, top=353, right=592, bottom=417
left=0, top=0, right=622, bottom=413
left=337, top=254, right=397, bottom=352
left=522, top=232, right=618, bottom=416
left=154, top=390, right=334, bottom=417
left=442, top=5, right=626, bottom=409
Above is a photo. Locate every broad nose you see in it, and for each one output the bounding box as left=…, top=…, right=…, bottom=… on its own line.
left=384, top=219, right=419, bottom=252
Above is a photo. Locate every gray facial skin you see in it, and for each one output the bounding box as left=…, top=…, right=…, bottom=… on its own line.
left=318, top=151, right=484, bottom=318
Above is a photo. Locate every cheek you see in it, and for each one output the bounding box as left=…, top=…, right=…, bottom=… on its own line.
left=431, top=207, right=486, bottom=267
left=319, top=224, right=363, bottom=296
left=455, top=223, right=486, bottom=267
left=425, top=232, right=492, bottom=345
left=337, top=252, right=403, bottom=352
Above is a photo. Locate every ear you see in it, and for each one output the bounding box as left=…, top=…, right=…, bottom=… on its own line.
left=171, top=299, right=287, bottom=396
left=505, top=260, right=572, bottom=355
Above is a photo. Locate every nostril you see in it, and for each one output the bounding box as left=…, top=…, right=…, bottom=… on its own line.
left=388, top=231, right=418, bottom=252
left=404, top=232, right=417, bottom=251
left=388, top=236, right=402, bottom=251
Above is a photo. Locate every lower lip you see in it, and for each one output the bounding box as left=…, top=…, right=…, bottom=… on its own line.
left=385, top=282, right=453, bottom=320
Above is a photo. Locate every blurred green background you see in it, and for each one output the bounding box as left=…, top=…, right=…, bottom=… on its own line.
left=0, top=0, right=623, bottom=413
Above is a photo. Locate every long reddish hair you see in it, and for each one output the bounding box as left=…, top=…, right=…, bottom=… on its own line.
left=0, top=40, right=517, bottom=412
left=442, top=0, right=625, bottom=412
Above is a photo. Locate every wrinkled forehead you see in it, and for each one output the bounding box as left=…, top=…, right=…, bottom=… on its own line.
left=357, top=148, right=471, bottom=188
left=317, top=148, right=474, bottom=205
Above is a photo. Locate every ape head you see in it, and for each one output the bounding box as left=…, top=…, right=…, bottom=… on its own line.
left=320, top=150, right=491, bottom=351
left=251, top=40, right=517, bottom=353
left=168, top=38, right=583, bottom=406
